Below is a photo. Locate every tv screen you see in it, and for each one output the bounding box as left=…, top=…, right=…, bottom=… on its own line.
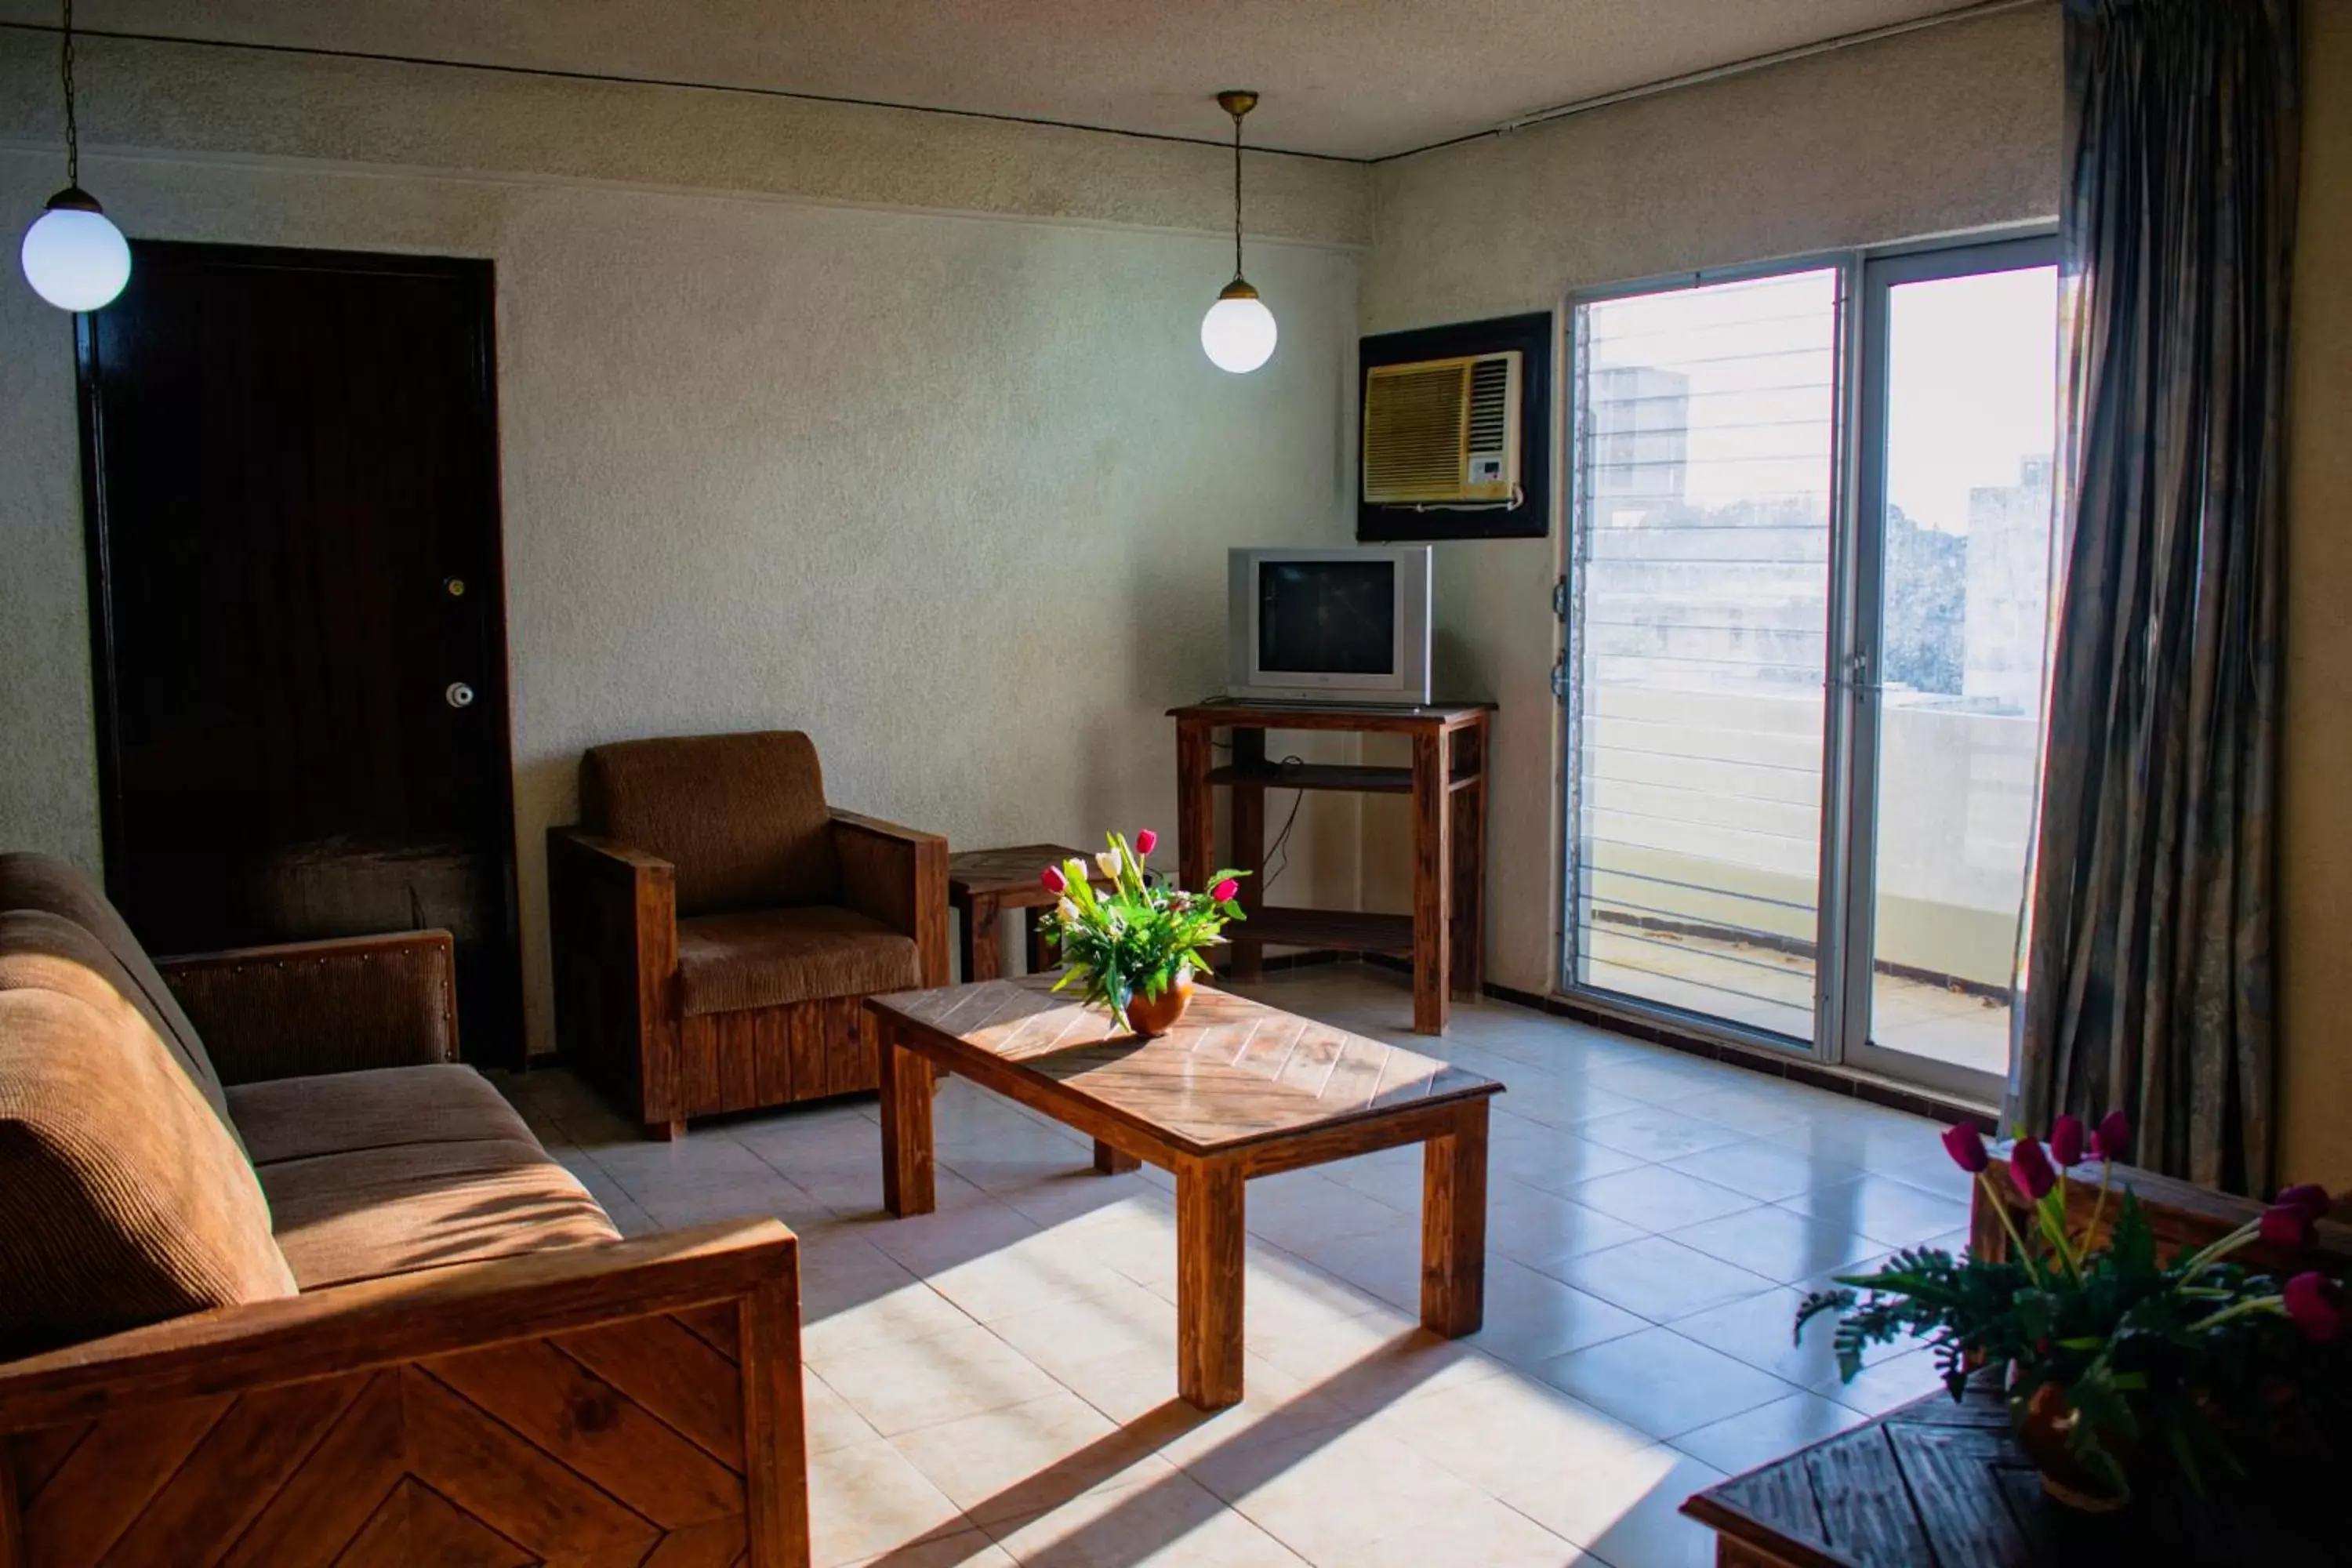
left=1258, top=561, right=1396, bottom=676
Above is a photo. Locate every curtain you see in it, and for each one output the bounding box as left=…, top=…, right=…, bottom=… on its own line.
left=2015, top=0, right=2299, bottom=1194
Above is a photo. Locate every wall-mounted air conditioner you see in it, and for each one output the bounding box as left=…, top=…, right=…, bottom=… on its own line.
left=1361, top=350, right=1523, bottom=506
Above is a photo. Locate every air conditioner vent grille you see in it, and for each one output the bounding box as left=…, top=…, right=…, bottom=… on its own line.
left=1467, top=358, right=1511, bottom=455
left=1363, top=364, right=1469, bottom=497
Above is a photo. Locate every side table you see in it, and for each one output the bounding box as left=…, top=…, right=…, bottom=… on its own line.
left=946, top=844, right=1110, bottom=982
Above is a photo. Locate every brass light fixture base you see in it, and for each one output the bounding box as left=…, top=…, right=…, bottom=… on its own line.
left=1218, top=278, right=1261, bottom=302
left=1216, top=89, right=1260, bottom=118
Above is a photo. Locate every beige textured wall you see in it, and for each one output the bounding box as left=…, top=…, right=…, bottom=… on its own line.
left=1358, top=4, right=2063, bottom=997
left=0, top=34, right=1370, bottom=1057
left=2279, top=2, right=2352, bottom=1189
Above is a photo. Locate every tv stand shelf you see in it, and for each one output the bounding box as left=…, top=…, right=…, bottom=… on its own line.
left=1170, top=700, right=1493, bottom=1034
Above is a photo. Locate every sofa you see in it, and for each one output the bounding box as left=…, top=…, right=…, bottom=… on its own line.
left=548, top=730, right=949, bottom=1139
left=0, top=851, right=808, bottom=1566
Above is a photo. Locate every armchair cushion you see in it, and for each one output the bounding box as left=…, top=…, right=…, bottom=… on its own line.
left=0, top=938, right=296, bottom=1356
left=0, top=851, right=233, bottom=1134
left=582, top=730, right=840, bottom=916
left=676, top=906, right=920, bottom=1018
left=259, top=1138, right=619, bottom=1290
left=227, top=1062, right=535, bottom=1167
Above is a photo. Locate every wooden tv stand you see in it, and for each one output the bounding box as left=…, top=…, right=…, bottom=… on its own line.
left=1169, top=699, right=1492, bottom=1034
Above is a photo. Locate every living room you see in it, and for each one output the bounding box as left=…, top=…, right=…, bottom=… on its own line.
left=2, top=1, right=2347, bottom=1564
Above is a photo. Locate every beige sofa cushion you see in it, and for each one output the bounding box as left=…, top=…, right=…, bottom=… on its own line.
left=677, top=905, right=920, bottom=1016
left=227, top=1062, right=535, bottom=1167
left=0, top=975, right=296, bottom=1356
left=260, top=1138, right=619, bottom=1290
left=0, top=853, right=238, bottom=1143
left=581, top=730, right=840, bottom=916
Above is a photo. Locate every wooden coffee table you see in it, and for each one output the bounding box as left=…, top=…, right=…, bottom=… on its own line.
left=863, top=975, right=1504, bottom=1409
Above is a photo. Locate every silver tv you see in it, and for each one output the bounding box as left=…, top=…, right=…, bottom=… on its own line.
left=1225, top=546, right=1433, bottom=705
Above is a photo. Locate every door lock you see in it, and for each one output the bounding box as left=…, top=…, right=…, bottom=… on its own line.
left=445, top=681, right=476, bottom=710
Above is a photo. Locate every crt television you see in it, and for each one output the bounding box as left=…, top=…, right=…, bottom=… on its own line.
left=1226, top=546, right=1433, bottom=705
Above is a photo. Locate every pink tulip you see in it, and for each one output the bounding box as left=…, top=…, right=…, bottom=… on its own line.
left=2050, top=1114, right=2085, bottom=1167
left=2008, top=1137, right=2056, bottom=1202
left=1135, top=829, right=1158, bottom=857
left=2277, top=1183, right=2333, bottom=1222
left=2091, top=1110, right=2132, bottom=1161
left=1210, top=877, right=1240, bottom=903
left=2285, top=1272, right=2343, bottom=1343
left=2261, top=1204, right=2318, bottom=1250
left=1040, top=866, right=1066, bottom=895
left=1940, top=1123, right=1990, bottom=1174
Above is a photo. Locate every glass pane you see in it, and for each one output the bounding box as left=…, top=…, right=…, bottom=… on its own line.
left=1571, top=270, right=1838, bottom=1042
left=1869, top=264, right=2058, bottom=1076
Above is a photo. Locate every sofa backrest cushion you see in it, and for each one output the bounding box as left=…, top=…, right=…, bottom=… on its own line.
left=580, top=730, right=840, bottom=916
left=0, top=912, right=296, bottom=1354
left=0, top=851, right=237, bottom=1139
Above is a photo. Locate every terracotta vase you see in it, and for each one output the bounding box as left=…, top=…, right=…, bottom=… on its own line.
left=1123, top=975, right=1195, bottom=1037
left=2009, top=1378, right=2130, bottom=1513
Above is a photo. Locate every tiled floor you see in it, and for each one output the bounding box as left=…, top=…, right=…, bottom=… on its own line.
left=495, top=965, right=1969, bottom=1568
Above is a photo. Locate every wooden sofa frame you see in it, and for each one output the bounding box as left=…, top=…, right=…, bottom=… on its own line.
left=549, top=809, right=949, bottom=1140
left=0, top=930, right=810, bottom=1567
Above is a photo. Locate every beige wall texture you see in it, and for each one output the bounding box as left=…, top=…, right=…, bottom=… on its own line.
left=2279, top=2, right=2352, bottom=1190
left=0, top=34, right=1371, bottom=1058
left=1357, top=3, right=2064, bottom=1000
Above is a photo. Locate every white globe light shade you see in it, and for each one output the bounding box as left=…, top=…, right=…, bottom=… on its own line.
left=21, top=199, right=131, bottom=313
left=1200, top=291, right=1276, bottom=374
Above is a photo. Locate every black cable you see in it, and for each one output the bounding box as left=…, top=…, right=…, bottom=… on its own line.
left=1261, top=755, right=1306, bottom=893
left=59, top=0, right=76, bottom=186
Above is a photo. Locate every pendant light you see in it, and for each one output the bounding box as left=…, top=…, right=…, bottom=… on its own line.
left=1200, top=89, right=1276, bottom=375
left=20, top=0, right=129, bottom=314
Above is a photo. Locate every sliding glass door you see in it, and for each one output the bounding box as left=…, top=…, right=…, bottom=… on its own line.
left=1842, top=239, right=2060, bottom=1097
left=1564, top=238, right=2059, bottom=1098
left=1566, top=268, right=1840, bottom=1045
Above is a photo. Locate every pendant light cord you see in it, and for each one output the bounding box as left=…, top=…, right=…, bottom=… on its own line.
left=60, top=0, right=78, bottom=186
left=1230, top=105, right=1243, bottom=281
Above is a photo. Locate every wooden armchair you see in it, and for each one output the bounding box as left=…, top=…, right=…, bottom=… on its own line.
left=548, top=731, right=948, bottom=1138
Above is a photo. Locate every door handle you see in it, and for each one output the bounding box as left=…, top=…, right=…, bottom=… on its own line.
left=445, top=681, right=476, bottom=710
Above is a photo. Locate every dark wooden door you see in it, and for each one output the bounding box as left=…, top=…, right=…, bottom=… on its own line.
left=78, top=242, right=521, bottom=1065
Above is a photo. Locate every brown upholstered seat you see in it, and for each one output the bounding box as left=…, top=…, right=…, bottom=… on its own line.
left=677, top=906, right=920, bottom=1017
left=227, top=1062, right=539, bottom=1167
left=257, top=1138, right=619, bottom=1290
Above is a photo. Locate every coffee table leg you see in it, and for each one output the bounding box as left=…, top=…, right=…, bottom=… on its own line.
left=877, top=1018, right=936, bottom=1217
left=1093, top=1139, right=1141, bottom=1175
left=1421, top=1098, right=1489, bottom=1336
left=1176, top=1158, right=1245, bottom=1410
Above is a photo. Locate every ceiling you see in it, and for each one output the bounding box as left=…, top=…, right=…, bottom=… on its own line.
left=9, top=0, right=2002, bottom=162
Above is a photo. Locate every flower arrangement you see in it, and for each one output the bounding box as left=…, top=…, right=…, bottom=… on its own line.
left=1034, top=830, right=1246, bottom=1033
left=1797, top=1112, right=2347, bottom=1508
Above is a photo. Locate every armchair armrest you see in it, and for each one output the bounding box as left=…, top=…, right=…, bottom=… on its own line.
left=156, top=930, right=458, bottom=1086
left=831, top=810, right=949, bottom=986
left=547, top=827, right=680, bottom=1127
left=0, top=1220, right=810, bottom=1566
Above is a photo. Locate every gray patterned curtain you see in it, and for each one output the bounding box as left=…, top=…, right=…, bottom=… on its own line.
left=2015, top=0, right=2299, bottom=1194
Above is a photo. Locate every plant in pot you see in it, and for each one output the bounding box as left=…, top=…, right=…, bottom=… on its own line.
left=1034, top=830, right=1245, bottom=1036
left=1796, top=1112, right=2346, bottom=1513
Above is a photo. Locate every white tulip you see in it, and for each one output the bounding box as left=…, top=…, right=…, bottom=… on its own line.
left=1096, top=851, right=1121, bottom=880
left=1058, top=897, right=1080, bottom=923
